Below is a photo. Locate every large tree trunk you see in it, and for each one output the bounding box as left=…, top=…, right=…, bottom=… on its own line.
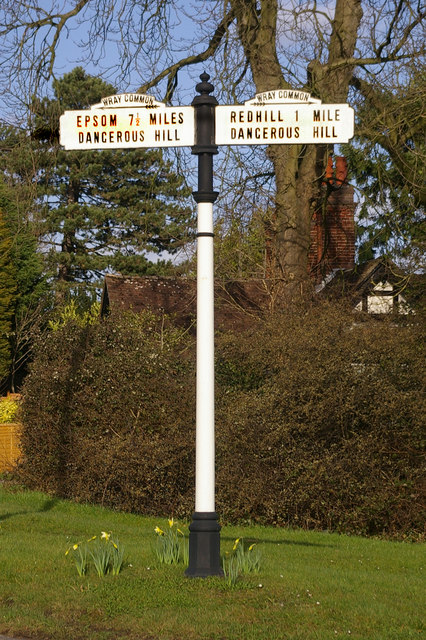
left=231, top=0, right=363, bottom=298
left=269, top=144, right=319, bottom=297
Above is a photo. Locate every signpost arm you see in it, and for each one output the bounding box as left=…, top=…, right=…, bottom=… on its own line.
left=185, top=73, right=223, bottom=578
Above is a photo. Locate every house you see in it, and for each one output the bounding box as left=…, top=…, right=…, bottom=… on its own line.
left=320, top=258, right=417, bottom=314
left=308, top=156, right=356, bottom=283
left=101, top=156, right=418, bottom=323
left=101, top=274, right=270, bottom=330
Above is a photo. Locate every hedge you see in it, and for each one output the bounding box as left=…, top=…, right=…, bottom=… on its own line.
left=17, top=303, right=425, bottom=538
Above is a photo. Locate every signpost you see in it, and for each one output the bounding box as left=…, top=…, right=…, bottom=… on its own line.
left=216, top=93, right=354, bottom=145
left=60, top=97, right=194, bottom=149
left=59, top=77, right=354, bottom=579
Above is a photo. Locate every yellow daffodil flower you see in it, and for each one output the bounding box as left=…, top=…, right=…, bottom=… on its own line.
left=168, top=518, right=174, bottom=528
left=248, top=543, right=256, bottom=551
left=154, top=526, right=164, bottom=535
left=233, top=538, right=241, bottom=551
left=65, top=543, right=79, bottom=555
left=87, top=535, right=97, bottom=542
left=101, top=531, right=111, bottom=541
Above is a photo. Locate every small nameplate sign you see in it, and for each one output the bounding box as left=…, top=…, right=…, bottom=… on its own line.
left=91, top=93, right=165, bottom=109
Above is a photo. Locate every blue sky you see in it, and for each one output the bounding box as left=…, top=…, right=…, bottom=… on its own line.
left=0, top=0, right=206, bottom=123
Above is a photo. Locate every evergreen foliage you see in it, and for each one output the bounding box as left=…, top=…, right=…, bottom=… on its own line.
left=31, top=67, right=193, bottom=288
left=0, top=178, right=48, bottom=391
left=214, top=208, right=268, bottom=280
left=0, top=181, right=47, bottom=310
left=345, top=68, right=425, bottom=266
left=0, top=208, right=17, bottom=381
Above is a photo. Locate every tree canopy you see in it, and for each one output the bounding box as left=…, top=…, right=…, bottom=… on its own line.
left=0, top=206, right=17, bottom=383
left=345, top=64, right=425, bottom=266
left=0, top=177, right=48, bottom=392
left=0, top=1, right=424, bottom=294
left=1, top=67, right=194, bottom=291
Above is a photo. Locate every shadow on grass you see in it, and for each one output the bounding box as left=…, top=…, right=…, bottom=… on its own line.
left=220, top=535, right=334, bottom=548
left=0, top=497, right=59, bottom=522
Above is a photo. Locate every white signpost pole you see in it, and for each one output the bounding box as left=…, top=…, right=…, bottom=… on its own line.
left=185, top=73, right=223, bottom=578
left=195, top=200, right=215, bottom=515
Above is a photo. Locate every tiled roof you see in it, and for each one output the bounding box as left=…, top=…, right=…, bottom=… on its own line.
left=101, top=274, right=270, bottom=330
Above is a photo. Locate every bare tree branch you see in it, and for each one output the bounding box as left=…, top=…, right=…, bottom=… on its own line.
left=136, top=7, right=236, bottom=100
left=374, top=0, right=405, bottom=58
left=0, top=0, right=91, bottom=91
left=1, top=0, right=424, bottom=292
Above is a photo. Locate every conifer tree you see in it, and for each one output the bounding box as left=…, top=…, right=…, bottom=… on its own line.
left=344, top=67, right=425, bottom=266
left=31, top=67, right=193, bottom=290
left=0, top=208, right=17, bottom=383
left=0, top=179, right=48, bottom=391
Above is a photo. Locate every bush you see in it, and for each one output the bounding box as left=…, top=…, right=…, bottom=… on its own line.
left=18, top=303, right=425, bottom=538
left=214, top=304, right=425, bottom=537
left=18, top=311, right=196, bottom=515
left=0, top=396, right=20, bottom=423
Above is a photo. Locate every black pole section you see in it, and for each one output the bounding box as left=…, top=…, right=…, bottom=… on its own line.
left=185, top=73, right=223, bottom=578
left=191, top=72, right=219, bottom=203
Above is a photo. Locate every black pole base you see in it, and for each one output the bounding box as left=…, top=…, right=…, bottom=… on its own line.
left=185, top=512, right=223, bottom=578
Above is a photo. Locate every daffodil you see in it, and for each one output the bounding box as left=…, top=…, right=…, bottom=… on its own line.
left=154, top=526, right=164, bottom=535
left=168, top=518, right=174, bottom=528
left=233, top=538, right=241, bottom=551
left=87, top=535, right=97, bottom=542
left=248, top=543, right=256, bottom=551
left=65, top=542, right=80, bottom=556
left=101, top=531, right=111, bottom=541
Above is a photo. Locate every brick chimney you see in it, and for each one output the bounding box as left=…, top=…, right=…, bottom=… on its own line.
left=309, top=156, right=355, bottom=284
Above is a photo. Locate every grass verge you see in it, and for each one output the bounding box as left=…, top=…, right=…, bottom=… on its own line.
left=0, top=484, right=424, bottom=640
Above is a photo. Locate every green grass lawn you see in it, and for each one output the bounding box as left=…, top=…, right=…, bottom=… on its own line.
left=0, top=485, right=424, bottom=640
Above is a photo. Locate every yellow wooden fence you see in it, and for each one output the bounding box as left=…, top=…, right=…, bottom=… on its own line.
left=0, top=423, right=21, bottom=472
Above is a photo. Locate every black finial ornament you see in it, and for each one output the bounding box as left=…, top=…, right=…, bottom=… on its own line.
left=193, top=72, right=218, bottom=107
left=195, top=72, right=214, bottom=97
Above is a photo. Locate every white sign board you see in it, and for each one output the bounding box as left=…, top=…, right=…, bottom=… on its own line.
left=59, top=89, right=354, bottom=150
left=216, top=95, right=354, bottom=145
left=60, top=105, right=195, bottom=149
